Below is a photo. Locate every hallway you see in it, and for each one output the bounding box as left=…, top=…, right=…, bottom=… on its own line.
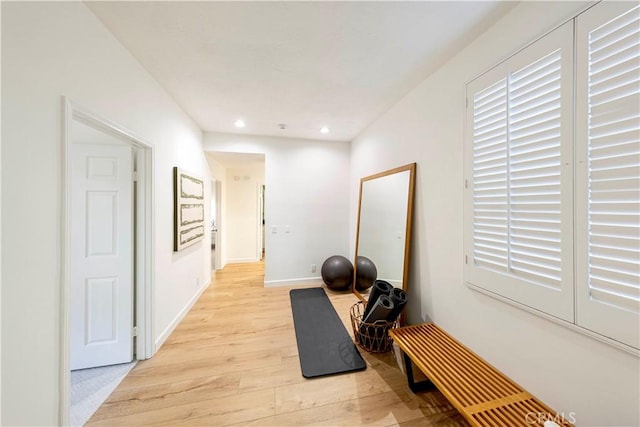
left=87, top=262, right=465, bottom=426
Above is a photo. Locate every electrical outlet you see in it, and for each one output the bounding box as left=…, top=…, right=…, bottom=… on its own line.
left=311, top=264, right=316, bottom=273
left=196, top=277, right=200, bottom=287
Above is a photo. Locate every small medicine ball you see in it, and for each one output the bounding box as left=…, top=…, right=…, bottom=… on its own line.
left=321, top=255, right=354, bottom=291
left=355, top=256, right=377, bottom=291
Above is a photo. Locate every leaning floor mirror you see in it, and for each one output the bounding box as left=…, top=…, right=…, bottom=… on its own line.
left=353, top=163, right=416, bottom=325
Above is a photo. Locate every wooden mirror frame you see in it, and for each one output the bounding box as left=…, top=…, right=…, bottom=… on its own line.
left=352, top=163, right=416, bottom=316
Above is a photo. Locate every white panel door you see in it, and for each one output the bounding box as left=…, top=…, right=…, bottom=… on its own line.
left=70, top=143, right=133, bottom=370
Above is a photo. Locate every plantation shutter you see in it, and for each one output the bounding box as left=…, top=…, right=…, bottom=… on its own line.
left=508, top=49, right=563, bottom=289
left=465, top=21, right=574, bottom=321
left=472, top=79, right=508, bottom=273
left=576, top=2, right=640, bottom=349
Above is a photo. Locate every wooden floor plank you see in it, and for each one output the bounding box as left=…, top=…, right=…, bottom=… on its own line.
left=89, top=374, right=241, bottom=421
left=239, top=391, right=426, bottom=427
left=89, top=389, right=275, bottom=426
left=87, top=261, right=468, bottom=426
left=274, top=367, right=394, bottom=414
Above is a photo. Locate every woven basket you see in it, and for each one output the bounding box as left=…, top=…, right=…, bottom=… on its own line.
left=350, top=301, right=397, bottom=353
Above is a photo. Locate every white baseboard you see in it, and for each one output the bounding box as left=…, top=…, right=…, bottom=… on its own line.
left=264, top=276, right=323, bottom=288
left=226, top=257, right=261, bottom=264
left=154, top=278, right=210, bottom=351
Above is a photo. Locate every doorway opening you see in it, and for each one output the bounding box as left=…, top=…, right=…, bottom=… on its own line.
left=205, top=152, right=265, bottom=267
left=260, top=184, right=265, bottom=260
left=210, top=179, right=221, bottom=272
left=60, top=98, right=154, bottom=425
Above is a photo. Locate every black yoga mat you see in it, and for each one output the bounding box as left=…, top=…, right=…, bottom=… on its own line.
left=363, top=294, right=394, bottom=323
left=290, top=288, right=366, bottom=378
left=363, top=280, right=393, bottom=317
left=359, top=294, right=395, bottom=348
left=387, top=288, right=408, bottom=323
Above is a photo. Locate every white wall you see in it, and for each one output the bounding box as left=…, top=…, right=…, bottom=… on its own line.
left=204, top=132, right=350, bottom=286
left=350, top=2, right=639, bottom=426
left=1, top=3, right=210, bottom=425
left=0, top=3, right=3, bottom=419
left=226, top=163, right=265, bottom=263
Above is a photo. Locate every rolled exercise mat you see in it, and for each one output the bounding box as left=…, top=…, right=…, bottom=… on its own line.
left=387, top=287, right=408, bottom=323
left=363, top=280, right=393, bottom=318
left=363, top=294, right=394, bottom=323
left=360, top=294, right=394, bottom=351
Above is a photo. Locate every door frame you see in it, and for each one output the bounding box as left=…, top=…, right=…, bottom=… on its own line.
left=59, top=98, right=154, bottom=424
left=215, top=180, right=223, bottom=270
left=210, top=179, right=222, bottom=271
left=257, top=184, right=264, bottom=261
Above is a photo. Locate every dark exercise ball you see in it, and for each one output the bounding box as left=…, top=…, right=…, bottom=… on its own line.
left=321, top=255, right=354, bottom=291
left=355, top=256, right=377, bottom=291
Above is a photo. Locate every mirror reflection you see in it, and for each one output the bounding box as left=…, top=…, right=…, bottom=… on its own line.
left=353, top=163, right=416, bottom=304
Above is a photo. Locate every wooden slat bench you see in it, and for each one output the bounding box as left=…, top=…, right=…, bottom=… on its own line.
left=389, top=323, right=573, bottom=427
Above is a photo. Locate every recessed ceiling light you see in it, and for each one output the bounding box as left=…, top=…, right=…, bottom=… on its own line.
left=234, top=119, right=246, bottom=128
left=320, top=126, right=330, bottom=134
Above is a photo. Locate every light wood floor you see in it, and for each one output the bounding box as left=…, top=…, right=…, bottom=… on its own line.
left=88, top=262, right=467, bottom=426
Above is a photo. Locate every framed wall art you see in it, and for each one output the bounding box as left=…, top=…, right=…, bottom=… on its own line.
left=173, top=167, right=205, bottom=251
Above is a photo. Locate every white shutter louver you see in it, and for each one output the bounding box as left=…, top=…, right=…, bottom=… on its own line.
left=586, top=5, right=640, bottom=313
left=509, top=50, right=563, bottom=289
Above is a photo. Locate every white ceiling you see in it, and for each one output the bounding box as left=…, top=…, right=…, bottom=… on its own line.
left=207, top=151, right=265, bottom=169
left=86, top=1, right=516, bottom=142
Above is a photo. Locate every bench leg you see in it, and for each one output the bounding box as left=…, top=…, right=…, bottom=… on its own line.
left=402, top=352, right=435, bottom=393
